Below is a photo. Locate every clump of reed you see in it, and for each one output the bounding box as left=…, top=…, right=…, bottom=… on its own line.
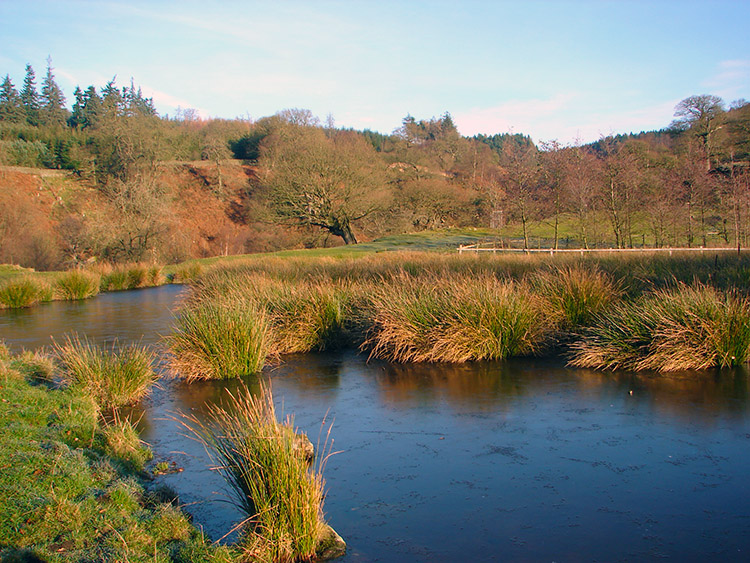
left=102, top=414, right=153, bottom=471
left=0, top=277, right=53, bottom=308
left=171, top=261, right=204, bottom=283
left=54, top=334, right=157, bottom=408
left=184, top=271, right=356, bottom=355
left=55, top=269, right=100, bottom=300
left=94, top=263, right=166, bottom=291
left=260, top=279, right=353, bottom=354
left=532, top=264, right=620, bottom=331
left=167, top=296, right=270, bottom=380
left=570, top=284, right=750, bottom=371
left=366, top=273, right=550, bottom=362
left=182, top=385, right=330, bottom=562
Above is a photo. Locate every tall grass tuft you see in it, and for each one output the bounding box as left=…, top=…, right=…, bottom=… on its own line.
left=0, top=277, right=52, bottom=308
left=126, top=264, right=149, bottom=288
left=367, top=273, right=550, bottom=362
left=533, top=264, right=620, bottom=331
left=100, top=265, right=130, bottom=291
left=262, top=279, right=352, bottom=354
left=167, top=297, right=270, bottom=380
left=181, top=385, right=330, bottom=562
left=172, top=261, right=204, bottom=283
left=54, top=334, right=157, bottom=408
left=102, top=414, right=153, bottom=471
left=570, top=284, right=750, bottom=371
left=55, top=269, right=100, bottom=300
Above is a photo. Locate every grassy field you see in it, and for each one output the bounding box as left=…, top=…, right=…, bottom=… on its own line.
left=0, top=345, right=232, bottom=562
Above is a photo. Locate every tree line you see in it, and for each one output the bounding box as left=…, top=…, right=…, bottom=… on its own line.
left=1, top=60, right=750, bottom=270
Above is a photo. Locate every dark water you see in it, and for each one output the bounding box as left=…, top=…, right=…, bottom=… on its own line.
left=2, top=287, right=750, bottom=561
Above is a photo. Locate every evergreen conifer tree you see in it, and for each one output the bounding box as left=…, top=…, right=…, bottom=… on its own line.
left=20, top=64, right=40, bottom=126
left=0, top=75, right=25, bottom=123
left=40, top=57, right=68, bottom=126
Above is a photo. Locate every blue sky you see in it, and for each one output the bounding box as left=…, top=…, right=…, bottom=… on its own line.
left=1, top=0, right=748, bottom=144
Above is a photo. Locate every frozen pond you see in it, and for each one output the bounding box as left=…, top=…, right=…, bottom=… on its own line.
left=2, top=286, right=749, bottom=561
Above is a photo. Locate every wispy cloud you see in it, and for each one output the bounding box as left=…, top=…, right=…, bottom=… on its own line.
left=702, top=59, right=750, bottom=100
left=453, top=93, right=580, bottom=141
left=454, top=95, right=679, bottom=144
left=140, top=84, right=208, bottom=117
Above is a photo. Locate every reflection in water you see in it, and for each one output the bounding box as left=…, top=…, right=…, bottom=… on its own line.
left=2, top=290, right=750, bottom=560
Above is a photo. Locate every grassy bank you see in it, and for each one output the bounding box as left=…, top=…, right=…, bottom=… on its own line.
left=0, top=263, right=168, bottom=309
left=0, top=344, right=231, bottom=562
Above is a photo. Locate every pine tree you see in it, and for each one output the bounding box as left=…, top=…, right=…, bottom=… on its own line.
left=0, top=74, right=25, bottom=123
left=69, top=85, right=102, bottom=129
left=40, top=57, right=68, bottom=126
left=69, top=86, right=85, bottom=128
left=20, top=63, right=40, bottom=126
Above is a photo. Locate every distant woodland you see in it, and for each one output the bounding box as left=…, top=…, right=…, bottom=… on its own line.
left=1, top=60, right=750, bottom=270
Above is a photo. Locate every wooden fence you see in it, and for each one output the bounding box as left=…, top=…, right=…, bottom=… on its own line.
left=457, top=243, right=744, bottom=256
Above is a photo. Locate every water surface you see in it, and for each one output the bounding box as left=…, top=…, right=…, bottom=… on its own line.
left=2, top=288, right=749, bottom=561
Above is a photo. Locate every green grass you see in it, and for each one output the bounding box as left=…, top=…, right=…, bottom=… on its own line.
left=0, top=277, right=53, bottom=308
left=0, top=353, right=232, bottom=562
left=532, top=264, right=621, bottom=331
left=55, top=269, right=100, bottom=300
left=167, top=297, right=270, bottom=380
left=54, top=334, right=158, bottom=408
left=169, top=250, right=750, bottom=373
left=181, top=384, right=335, bottom=562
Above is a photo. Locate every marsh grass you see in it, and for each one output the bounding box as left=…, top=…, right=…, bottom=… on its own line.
left=259, top=279, right=353, bottom=354
left=92, top=263, right=166, bottom=292
left=54, top=334, right=157, bottom=408
left=366, top=273, right=550, bottom=362
left=55, top=269, right=100, bottom=300
left=533, top=265, right=620, bottom=331
left=168, top=297, right=270, bottom=380
left=0, top=276, right=52, bottom=308
left=570, top=284, right=750, bottom=371
left=172, top=250, right=750, bottom=373
left=181, top=384, right=330, bottom=562
left=172, top=261, right=204, bottom=283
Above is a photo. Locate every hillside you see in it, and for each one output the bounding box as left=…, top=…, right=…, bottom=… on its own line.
left=0, top=160, right=323, bottom=270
